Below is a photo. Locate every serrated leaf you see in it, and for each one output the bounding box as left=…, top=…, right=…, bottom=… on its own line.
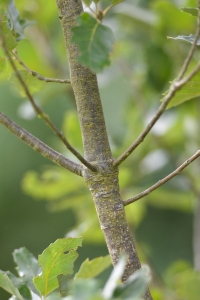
left=83, top=0, right=92, bottom=6
left=10, top=70, right=44, bottom=97
left=168, top=34, right=200, bottom=45
left=33, top=237, right=82, bottom=297
left=13, top=247, right=41, bottom=295
left=181, top=7, right=198, bottom=17
left=0, top=271, right=23, bottom=300
left=6, top=0, right=32, bottom=41
left=1, top=21, right=18, bottom=50
left=75, top=255, right=111, bottom=280
left=162, top=73, right=200, bottom=108
left=71, top=12, right=115, bottom=72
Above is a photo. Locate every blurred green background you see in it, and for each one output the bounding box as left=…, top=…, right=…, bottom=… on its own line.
left=1, top=0, right=200, bottom=299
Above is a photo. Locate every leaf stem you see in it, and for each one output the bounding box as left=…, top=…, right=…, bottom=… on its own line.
left=123, top=150, right=200, bottom=206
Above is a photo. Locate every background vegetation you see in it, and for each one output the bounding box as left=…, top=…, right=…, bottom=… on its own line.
left=0, top=0, right=200, bottom=299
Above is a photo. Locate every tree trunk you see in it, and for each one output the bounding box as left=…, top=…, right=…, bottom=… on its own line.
left=55, top=0, right=152, bottom=298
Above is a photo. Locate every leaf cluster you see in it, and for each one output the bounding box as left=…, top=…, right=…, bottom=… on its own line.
left=0, top=237, right=149, bottom=300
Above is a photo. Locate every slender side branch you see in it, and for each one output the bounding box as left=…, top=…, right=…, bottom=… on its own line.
left=0, top=112, right=83, bottom=176
left=2, top=43, right=97, bottom=172
left=123, top=150, right=200, bottom=206
left=12, top=50, right=71, bottom=84
left=176, top=0, right=200, bottom=81
left=114, top=8, right=200, bottom=168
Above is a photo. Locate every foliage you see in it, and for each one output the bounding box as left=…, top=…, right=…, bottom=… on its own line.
left=0, top=238, right=149, bottom=300
left=1, top=0, right=200, bottom=299
left=71, top=12, right=115, bottom=72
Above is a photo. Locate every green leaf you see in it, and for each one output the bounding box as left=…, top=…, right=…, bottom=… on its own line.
left=162, top=73, right=200, bottom=108
left=3, top=271, right=32, bottom=300
left=0, top=271, right=24, bottom=300
left=57, top=274, right=73, bottom=297
left=168, top=34, right=200, bottom=45
left=22, top=167, right=86, bottom=201
left=181, top=7, right=198, bottom=17
left=71, top=12, right=115, bottom=72
left=165, top=261, right=200, bottom=300
left=0, top=57, right=7, bottom=72
left=112, top=0, right=124, bottom=5
left=75, top=255, right=111, bottom=280
left=10, top=70, right=45, bottom=97
left=18, top=285, right=32, bottom=300
left=13, top=247, right=41, bottom=295
left=1, top=0, right=9, bottom=10
left=83, top=0, right=92, bottom=6
left=33, top=237, right=82, bottom=297
left=6, top=0, right=32, bottom=41
left=1, top=21, right=18, bottom=50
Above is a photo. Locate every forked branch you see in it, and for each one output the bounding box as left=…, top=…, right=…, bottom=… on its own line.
left=1, top=42, right=97, bottom=172
left=12, top=50, right=71, bottom=84
left=0, top=112, right=83, bottom=176
left=123, top=150, right=200, bottom=206
left=114, top=3, right=200, bottom=168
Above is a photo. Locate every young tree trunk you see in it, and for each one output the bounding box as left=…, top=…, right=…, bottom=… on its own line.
left=56, top=0, right=152, bottom=298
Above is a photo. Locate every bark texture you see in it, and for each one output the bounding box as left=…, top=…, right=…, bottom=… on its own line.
left=55, top=0, right=152, bottom=298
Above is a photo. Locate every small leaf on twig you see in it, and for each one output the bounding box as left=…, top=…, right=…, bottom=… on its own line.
left=168, top=34, right=200, bottom=45
left=181, top=7, right=198, bottom=17
left=71, top=12, right=115, bottom=72
left=6, top=0, right=33, bottom=41
left=162, top=73, right=200, bottom=108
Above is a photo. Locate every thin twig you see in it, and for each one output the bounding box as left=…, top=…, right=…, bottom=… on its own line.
left=1, top=37, right=97, bottom=172
left=0, top=111, right=83, bottom=176
left=12, top=50, right=71, bottom=84
left=123, top=150, right=200, bottom=206
left=176, top=0, right=200, bottom=81
left=113, top=5, right=200, bottom=168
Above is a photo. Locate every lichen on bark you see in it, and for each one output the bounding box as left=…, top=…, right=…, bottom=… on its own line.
left=55, top=0, right=152, bottom=298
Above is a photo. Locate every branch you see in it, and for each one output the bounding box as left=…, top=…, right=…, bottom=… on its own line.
left=176, top=0, right=200, bottom=81
left=1, top=39, right=97, bottom=172
left=113, top=6, right=200, bottom=168
left=123, top=150, right=200, bottom=206
left=0, top=111, right=83, bottom=176
left=12, top=50, right=71, bottom=84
